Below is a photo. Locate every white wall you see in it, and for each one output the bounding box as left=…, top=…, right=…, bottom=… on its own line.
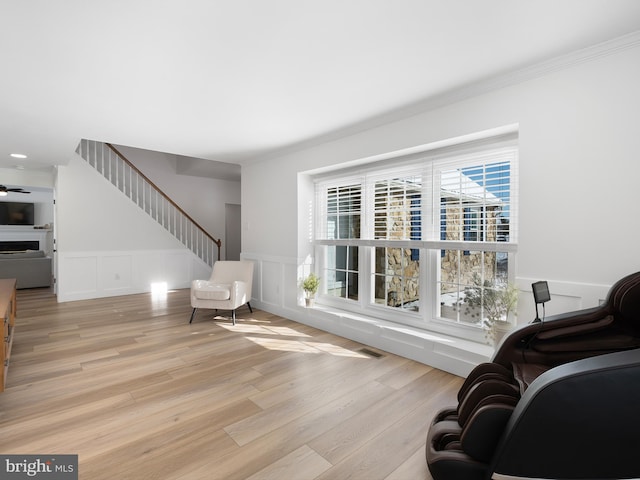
left=241, top=41, right=640, bottom=376
left=55, top=154, right=211, bottom=301
left=112, top=145, right=241, bottom=258
left=0, top=167, right=55, bottom=190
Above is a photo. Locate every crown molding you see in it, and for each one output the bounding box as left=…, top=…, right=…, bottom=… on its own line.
left=372, top=29, right=640, bottom=123
left=245, top=30, right=640, bottom=165
left=441, top=29, right=640, bottom=105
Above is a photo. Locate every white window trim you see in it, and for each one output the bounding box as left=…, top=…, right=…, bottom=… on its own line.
left=311, top=132, right=518, bottom=344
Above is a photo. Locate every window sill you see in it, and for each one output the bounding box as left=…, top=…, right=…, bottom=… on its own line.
left=302, top=303, right=494, bottom=377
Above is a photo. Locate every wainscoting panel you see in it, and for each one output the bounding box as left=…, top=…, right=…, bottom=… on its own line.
left=60, top=255, right=98, bottom=296
left=101, top=254, right=133, bottom=293
left=259, top=259, right=283, bottom=308
left=516, top=277, right=611, bottom=323
left=242, top=254, right=301, bottom=313
left=262, top=261, right=282, bottom=305
left=58, top=249, right=207, bottom=302
left=166, top=252, right=193, bottom=286
left=133, top=251, right=192, bottom=289
left=283, top=261, right=302, bottom=310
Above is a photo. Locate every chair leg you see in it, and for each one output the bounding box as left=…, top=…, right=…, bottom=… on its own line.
left=247, top=302, right=253, bottom=313
left=232, top=309, right=236, bottom=326
left=189, top=308, right=197, bottom=324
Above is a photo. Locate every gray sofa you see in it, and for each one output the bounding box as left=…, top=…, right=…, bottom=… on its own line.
left=0, top=250, right=52, bottom=289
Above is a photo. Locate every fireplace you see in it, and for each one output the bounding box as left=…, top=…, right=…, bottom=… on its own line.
left=0, top=240, right=40, bottom=251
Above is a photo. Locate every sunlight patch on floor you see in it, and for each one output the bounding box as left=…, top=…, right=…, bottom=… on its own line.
left=216, top=317, right=369, bottom=357
left=246, top=336, right=369, bottom=358
left=219, top=321, right=311, bottom=337
left=265, top=325, right=311, bottom=337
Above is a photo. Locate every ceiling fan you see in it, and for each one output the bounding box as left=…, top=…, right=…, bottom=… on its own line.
left=0, top=185, right=31, bottom=196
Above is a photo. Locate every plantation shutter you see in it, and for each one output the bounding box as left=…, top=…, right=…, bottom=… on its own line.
left=433, top=145, right=517, bottom=246
left=370, top=168, right=424, bottom=241
left=317, top=178, right=363, bottom=240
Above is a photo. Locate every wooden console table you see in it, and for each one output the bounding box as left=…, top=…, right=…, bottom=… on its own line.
left=0, top=278, right=16, bottom=392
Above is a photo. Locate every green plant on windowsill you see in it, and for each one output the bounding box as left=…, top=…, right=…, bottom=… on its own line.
left=302, top=272, right=320, bottom=307
left=463, top=274, right=518, bottom=345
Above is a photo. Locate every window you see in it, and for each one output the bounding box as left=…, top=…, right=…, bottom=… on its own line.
left=321, top=182, right=361, bottom=301
left=372, top=172, right=423, bottom=311
left=439, top=159, right=514, bottom=326
left=313, top=136, right=518, bottom=339
left=326, top=245, right=359, bottom=300
left=326, top=184, right=361, bottom=240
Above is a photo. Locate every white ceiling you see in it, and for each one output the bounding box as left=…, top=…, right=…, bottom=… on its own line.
left=2, top=0, right=640, bottom=178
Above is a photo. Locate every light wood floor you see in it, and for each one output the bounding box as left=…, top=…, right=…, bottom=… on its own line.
left=0, top=287, right=463, bottom=479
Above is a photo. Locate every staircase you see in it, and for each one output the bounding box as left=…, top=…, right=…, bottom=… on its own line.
left=76, top=139, right=221, bottom=266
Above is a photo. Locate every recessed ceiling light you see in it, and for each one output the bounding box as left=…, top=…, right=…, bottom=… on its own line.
left=10, top=153, right=27, bottom=159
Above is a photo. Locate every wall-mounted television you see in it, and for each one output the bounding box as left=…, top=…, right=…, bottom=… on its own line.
left=0, top=202, right=35, bottom=225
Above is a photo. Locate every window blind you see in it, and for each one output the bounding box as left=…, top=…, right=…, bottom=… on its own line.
left=315, top=139, right=518, bottom=248
left=317, top=179, right=362, bottom=240
left=371, top=169, right=424, bottom=241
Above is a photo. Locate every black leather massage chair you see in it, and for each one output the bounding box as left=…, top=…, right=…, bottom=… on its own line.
left=426, top=271, right=640, bottom=480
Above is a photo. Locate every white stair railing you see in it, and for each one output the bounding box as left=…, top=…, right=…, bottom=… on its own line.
left=76, top=139, right=221, bottom=266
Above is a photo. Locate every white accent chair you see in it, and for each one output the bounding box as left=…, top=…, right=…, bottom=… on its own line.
left=189, top=260, right=254, bottom=325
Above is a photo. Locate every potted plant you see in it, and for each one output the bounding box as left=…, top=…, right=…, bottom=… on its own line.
left=463, top=274, right=518, bottom=345
left=302, top=272, right=320, bottom=307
